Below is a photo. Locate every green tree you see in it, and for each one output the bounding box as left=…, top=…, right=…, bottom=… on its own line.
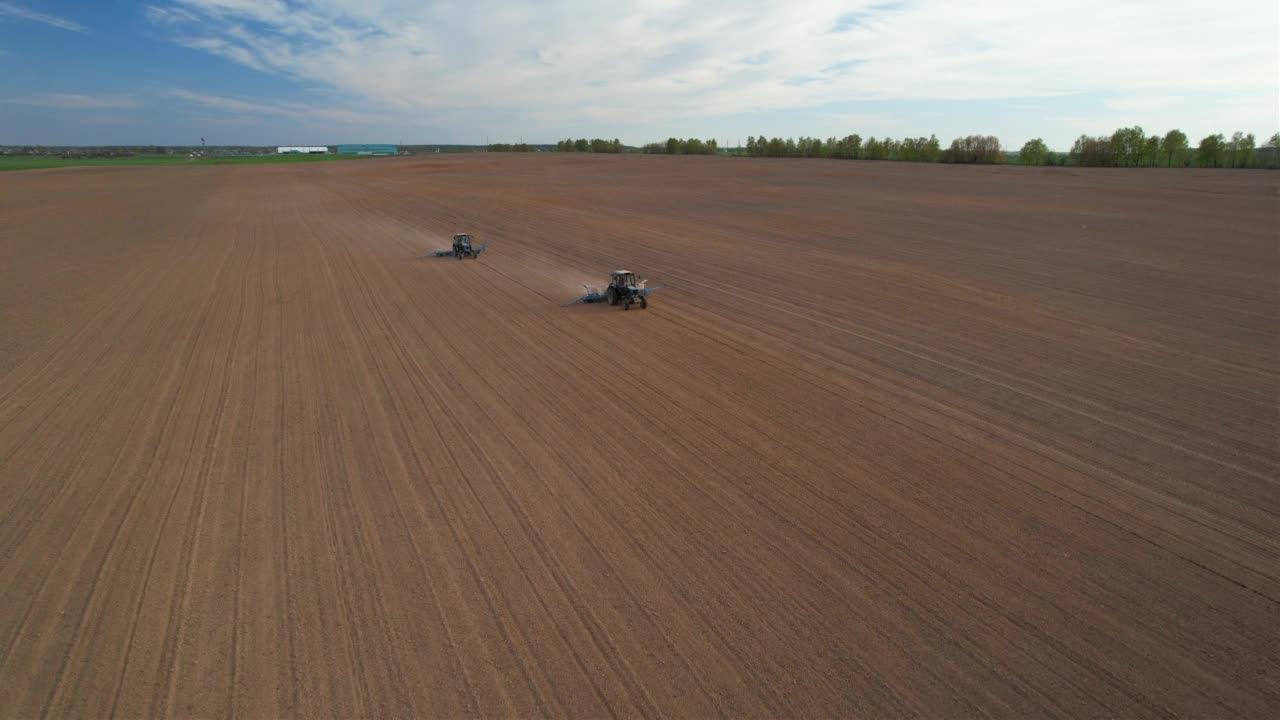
left=1238, top=133, right=1255, bottom=168
left=1162, top=129, right=1187, bottom=167
left=1227, top=132, right=1242, bottom=168
left=1019, top=138, right=1048, bottom=165
left=1196, top=134, right=1224, bottom=168
left=1228, top=131, right=1255, bottom=168
left=1142, top=135, right=1162, bottom=167
left=1071, top=135, right=1114, bottom=166
left=746, top=136, right=756, bottom=155
left=943, top=135, right=1004, bottom=164
left=573, top=138, right=588, bottom=152
left=1264, top=132, right=1280, bottom=168
left=895, top=137, right=913, bottom=162
left=923, top=134, right=941, bottom=162
left=847, top=134, right=862, bottom=159
left=1110, top=126, right=1144, bottom=167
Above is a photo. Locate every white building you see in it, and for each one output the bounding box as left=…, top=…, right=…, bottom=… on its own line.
left=277, top=146, right=328, bottom=154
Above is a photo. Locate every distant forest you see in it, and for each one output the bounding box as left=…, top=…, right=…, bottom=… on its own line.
left=488, top=129, right=1280, bottom=168
left=7, top=127, right=1275, bottom=169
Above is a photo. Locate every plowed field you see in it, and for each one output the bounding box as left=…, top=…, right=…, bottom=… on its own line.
left=2, top=154, right=1277, bottom=718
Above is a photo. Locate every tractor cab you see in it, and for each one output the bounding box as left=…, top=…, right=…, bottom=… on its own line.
left=447, top=232, right=484, bottom=259
left=610, top=270, right=640, bottom=291
left=425, top=232, right=485, bottom=259
left=564, top=269, right=659, bottom=309
left=605, top=270, right=649, bottom=310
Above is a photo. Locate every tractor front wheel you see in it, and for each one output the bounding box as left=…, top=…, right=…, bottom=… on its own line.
left=639, top=295, right=648, bottom=309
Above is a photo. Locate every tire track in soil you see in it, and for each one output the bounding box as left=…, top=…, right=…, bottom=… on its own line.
left=1, top=157, right=1276, bottom=718
left=0, top=223, right=244, bottom=718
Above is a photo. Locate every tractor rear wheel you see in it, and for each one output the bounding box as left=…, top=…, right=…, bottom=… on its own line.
left=607, top=287, right=619, bottom=306
left=623, top=299, right=630, bottom=311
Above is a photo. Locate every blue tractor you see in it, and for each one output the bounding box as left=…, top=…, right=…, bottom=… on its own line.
left=565, top=270, right=660, bottom=311
left=423, top=233, right=487, bottom=260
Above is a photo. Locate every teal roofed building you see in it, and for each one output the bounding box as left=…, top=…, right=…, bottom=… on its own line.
left=336, top=144, right=398, bottom=155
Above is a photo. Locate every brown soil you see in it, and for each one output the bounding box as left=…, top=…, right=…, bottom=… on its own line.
left=1, top=155, right=1277, bottom=718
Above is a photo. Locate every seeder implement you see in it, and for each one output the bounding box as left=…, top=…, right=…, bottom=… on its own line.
left=563, top=270, right=662, bottom=310
left=421, top=233, right=487, bottom=259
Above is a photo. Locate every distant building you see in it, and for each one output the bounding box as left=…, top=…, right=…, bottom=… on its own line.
left=336, top=144, right=397, bottom=155
left=277, top=146, right=329, bottom=154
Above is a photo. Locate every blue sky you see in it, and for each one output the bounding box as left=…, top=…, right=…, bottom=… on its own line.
left=1, top=0, right=1276, bottom=148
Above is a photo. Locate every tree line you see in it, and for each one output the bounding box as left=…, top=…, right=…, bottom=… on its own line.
left=555, top=138, right=626, bottom=153
left=486, top=143, right=538, bottom=152
left=1059, top=128, right=1278, bottom=168
left=490, top=128, right=1280, bottom=167
left=641, top=138, right=721, bottom=155
left=729, top=134, right=1007, bottom=163
left=730, top=129, right=1278, bottom=167
left=486, top=138, right=627, bottom=152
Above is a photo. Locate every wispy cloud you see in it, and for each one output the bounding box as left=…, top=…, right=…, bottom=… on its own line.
left=169, top=88, right=387, bottom=126
left=1104, top=95, right=1181, bottom=113
left=144, top=5, right=198, bottom=25
left=170, top=88, right=289, bottom=115
left=175, top=37, right=266, bottom=71
left=143, top=0, right=1277, bottom=141
left=0, top=1, right=85, bottom=32
left=831, top=13, right=862, bottom=33
left=185, top=114, right=265, bottom=128
left=822, top=59, right=868, bottom=74
left=10, top=93, right=140, bottom=109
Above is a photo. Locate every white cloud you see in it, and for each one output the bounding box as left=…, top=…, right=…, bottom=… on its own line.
left=175, top=37, right=267, bottom=71
left=187, top=114, right=266, bottom=128
left=170, top=88, right=291, bottom=115
left=1104, top=95, right=1181, bottom=113
left=144, top=5, right=199, bottom=24
left=147, top=0, right=1279, bottom=141
left=10, top=93, right=140, bottom=109
left=0, top=1, right=85, bottom=32
left=168, top=88, right=387, bottom=126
